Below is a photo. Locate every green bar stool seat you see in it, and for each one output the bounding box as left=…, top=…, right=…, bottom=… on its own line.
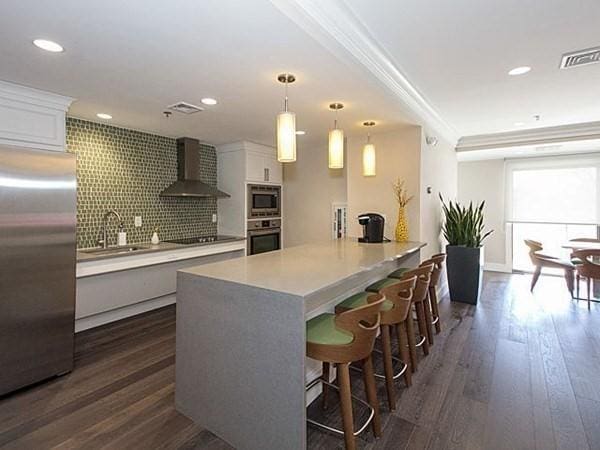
left=365, top=277, right=398, bottom=293
left=306, top=314, right=353, bottom=346
left=336, top=291, right=394, bottom=312
left=388, top=267, right=411, bottom=279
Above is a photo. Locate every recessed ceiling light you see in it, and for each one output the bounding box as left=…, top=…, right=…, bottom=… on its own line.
left=96, top=113, right=112, bottom=120
left=508, top=66, right=531, bottom=76
left=201, top=98, right=217, bottom=105
left=295, top=130, right=306, bottom=135
left=33, top=39, right=64, bottom=53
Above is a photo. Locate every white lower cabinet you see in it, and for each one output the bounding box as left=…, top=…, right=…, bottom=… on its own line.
left=75, top=247, right=244, bottom=331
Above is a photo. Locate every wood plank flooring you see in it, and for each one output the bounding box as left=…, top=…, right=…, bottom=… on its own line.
left=1, top=272, right=599, bottom=449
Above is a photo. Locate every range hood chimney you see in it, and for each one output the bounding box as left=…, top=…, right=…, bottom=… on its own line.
left=160, top=137, right=230, bottom=198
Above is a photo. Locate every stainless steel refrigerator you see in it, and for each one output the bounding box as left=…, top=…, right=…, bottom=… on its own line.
left=0, top=145, right=76, bottom=396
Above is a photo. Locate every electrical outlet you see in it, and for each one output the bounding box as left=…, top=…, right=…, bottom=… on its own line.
left=134, top=216, right=142, bottom=227
left=212, top=213, right=217, bottom=223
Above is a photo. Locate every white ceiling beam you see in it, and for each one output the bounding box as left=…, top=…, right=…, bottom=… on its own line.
left=457, top=121, right=600, bottom=152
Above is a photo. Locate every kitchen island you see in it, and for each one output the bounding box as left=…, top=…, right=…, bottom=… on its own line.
left=175, top=239, right=425, bottom=450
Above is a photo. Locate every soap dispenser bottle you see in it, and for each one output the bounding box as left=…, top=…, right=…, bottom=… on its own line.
left=151, top=226, right=160, bottom=245
left=117, top=222, right=127, bottom=246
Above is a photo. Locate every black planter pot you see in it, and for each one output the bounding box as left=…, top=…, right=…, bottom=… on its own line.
left=446, top=245, right=484, bottom=305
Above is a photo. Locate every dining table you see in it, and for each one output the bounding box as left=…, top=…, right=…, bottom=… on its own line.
left=562, top=240, right=600, bottom=300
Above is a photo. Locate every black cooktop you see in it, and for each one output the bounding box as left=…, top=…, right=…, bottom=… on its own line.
left=165, top=235, right=237, bottom=245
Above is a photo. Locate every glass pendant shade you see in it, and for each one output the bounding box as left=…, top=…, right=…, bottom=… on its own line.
left=277, top=111, right=297, bottom=162
left=362, top=143, right=376, bottom=177
left=328, top=128, right=344, bottom=169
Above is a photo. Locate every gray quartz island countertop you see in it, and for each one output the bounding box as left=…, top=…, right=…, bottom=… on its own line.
left=176, top=238, right=426, bottom=450
left=179, top=239, right=426, bottom=298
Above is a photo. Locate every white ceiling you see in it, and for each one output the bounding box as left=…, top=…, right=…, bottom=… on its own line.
left=1, top=0, right=599, bottom=148
left=345, top=0, right=600, bottom=136
left=0, top=0, right=418, bottom=147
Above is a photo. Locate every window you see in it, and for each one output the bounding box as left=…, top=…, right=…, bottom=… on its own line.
left=506, top=155, right=600, bottom=272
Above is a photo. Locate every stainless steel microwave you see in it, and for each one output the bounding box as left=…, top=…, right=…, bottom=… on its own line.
left=247, top=184, right=281, bottom=219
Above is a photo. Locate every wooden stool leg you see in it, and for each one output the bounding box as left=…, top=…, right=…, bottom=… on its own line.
left=380, top=324, right=396, bottom=411
left=405, top=307, right=418, bottom=372
left=430, top=286, right=441, bottom=334
left=337, top=363, right=356, bottom=450
left=397, top=321, right=412, bottom=386
left=415, top=302, right=430, bottom=356
left=362, top=354, right=382, bottom=437
left=321, top=362, right=330, bottom=410
left=587, top=278, right=592, bottom=310
left=423, top=294, right=434, bottom=346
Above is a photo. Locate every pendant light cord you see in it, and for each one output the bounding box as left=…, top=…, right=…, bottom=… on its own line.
left=284, top=77, right=289, bottom=112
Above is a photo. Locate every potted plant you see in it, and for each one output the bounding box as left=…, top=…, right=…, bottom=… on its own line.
left=440, top=195, right=493, bottom=304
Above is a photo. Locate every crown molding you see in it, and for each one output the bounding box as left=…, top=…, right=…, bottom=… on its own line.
left=0, top=79, right=74, bottom=111
left=269, top=0, right=459, bottom=145
left=456, top=121, right=600, bottom=152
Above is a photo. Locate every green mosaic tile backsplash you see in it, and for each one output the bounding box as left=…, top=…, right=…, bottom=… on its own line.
left=66, top=118, right=217, bottom=249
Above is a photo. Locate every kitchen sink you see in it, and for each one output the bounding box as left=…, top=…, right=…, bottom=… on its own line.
left=80, top=245, right=150, bottom=256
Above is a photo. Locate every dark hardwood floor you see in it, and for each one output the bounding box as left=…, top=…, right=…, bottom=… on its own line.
left=1, top=272, right=598, bottom=449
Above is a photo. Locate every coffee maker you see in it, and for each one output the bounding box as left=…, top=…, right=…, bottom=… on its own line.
left=358, top=213, right=385, bottom=243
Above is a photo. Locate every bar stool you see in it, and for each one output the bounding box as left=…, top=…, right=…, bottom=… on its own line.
left=426, top=254, right=446, bottom=336
left=306, top=296, right=386, bottom=450
left=366, top=265, right=434, bottom=371
left=335, top=276, right=417, bottom=411
left=388, top=254, right=446, bottom=346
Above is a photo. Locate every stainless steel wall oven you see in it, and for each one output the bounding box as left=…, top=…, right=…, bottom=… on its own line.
left=247, top=219, right=281, bottom=255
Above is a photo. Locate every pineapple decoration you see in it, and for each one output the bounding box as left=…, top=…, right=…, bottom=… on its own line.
left=392, top=178, right=413, bottom=242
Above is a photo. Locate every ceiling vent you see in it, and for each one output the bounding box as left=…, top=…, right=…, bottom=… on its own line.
left=167, top=101, right=204, bottom=114
left=560, top=46, right=600, bottom=69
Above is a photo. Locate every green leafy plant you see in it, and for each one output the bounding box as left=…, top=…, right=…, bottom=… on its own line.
left=440, top=194, right=493, bottom=247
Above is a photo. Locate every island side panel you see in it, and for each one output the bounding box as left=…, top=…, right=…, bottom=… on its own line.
left=175, top=271, right=306, bottom=450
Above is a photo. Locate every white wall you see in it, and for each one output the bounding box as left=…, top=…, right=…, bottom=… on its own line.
left=282, top=125, right=459, bottom=264
left=282, top=143, right=347, bottom=247
left=457, top=159, right=507, bottom=269
left=346, top=126, right=422, bottom=240
left=420, top=133, right=458, bottom=259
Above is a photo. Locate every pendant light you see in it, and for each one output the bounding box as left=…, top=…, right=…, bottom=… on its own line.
left=276, top=73, right=297, bottom=163
left=328, top=103, right=345, bottom=169
left=362, top=121, right=376, bottom=177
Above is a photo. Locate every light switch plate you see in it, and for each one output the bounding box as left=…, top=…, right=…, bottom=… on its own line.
left=134, top=216, right=142, bottom=227
left=212, top=213, right=217, bottom=223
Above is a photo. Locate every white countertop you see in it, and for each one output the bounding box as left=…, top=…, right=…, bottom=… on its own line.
left=77, top=238, right=246, bottom=278
left=179, top=239, right=425, bottom=297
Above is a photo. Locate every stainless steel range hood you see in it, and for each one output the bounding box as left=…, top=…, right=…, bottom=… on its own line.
left=160, top=137, right=230, bottom=198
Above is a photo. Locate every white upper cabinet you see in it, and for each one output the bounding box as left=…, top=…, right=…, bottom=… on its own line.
left=0, top=80, right=74, bottom=151
left=218, top=141, right=282, bottom=185
left=247, top=150, right=282, bottom=184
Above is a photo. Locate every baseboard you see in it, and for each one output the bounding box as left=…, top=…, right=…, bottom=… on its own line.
left=484, top=263, right=512, bottom=273
left=75, top=294, right=176, bottom=332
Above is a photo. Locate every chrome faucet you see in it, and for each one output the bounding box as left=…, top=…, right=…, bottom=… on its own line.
left=98, top=210, right=123, bottom=248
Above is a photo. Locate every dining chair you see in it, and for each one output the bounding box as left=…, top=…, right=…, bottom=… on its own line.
left=572, top=249, right=600, bottom=309
left=524, top=239, right=575, bottom=297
